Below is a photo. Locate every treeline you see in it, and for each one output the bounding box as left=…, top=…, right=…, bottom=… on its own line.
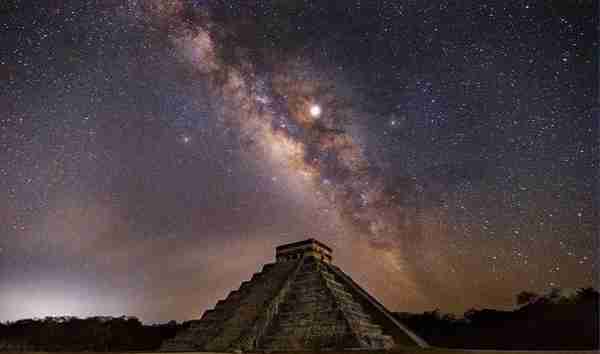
left=395, top=287, right=599, bottom=350
left=0, top=287, right=597, bottom=351
left=0, top=315, right=187, bottom=352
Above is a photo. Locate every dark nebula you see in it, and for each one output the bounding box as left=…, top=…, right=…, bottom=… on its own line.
left=0, top=0, right=597, bottom=323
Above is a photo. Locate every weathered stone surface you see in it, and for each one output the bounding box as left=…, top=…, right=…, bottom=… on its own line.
left=161, top=261, right=297, bottom=352
left=160, top=239, right=427, bottom=352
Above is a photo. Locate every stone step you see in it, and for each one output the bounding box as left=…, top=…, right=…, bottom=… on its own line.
left=260, top=333, right=320, bottom=346
left=239, top=280, right=253, bottom=291
left=327, top=285, right=356, bottom=301
left=298, top=263, right=320, bottom=270
left=163, top=260, right=300, bottom=352
left=324, top=277, right=349, bottom=290
left=290, top=279, right=322, bottom=289
left=261, top=263, right=276, bottom=272
left=358, top=334, right=395, bottom=349
left=285, top=287, right=330, bottom=298
left=202, top=260, right=299, bottom=350
left=351, top=320, right=384, bottom=332
left=287, top=282, right=329, bottom=293
left=215, top=297, right=244, bottom=312
left=274, top=307, right=380, bottom=334
left=276, top=308, right=340, bottom=320
left=279, top=295, right=333, bottom=308
left=343, top=309, right=373, bottom=321
left=261, top=331, right=360, bottom=351
left=227, top=289, right=243, bottom=300
left=293, top=272, right=322, bottom=281
left=321, top=269, right=337, bottom=279
left=288, top=285, right=329, bottom=294
left=259, top=334, right=294, bottom=348
left=200, top=309, right=223, bottom=321
left=330, top=289, right=360, bottom=302
left=275, top=318, right=344, bottom=329
left=251, top=272, right=267, bottom=281
left=276, top=308, right=342, bottom=320
left=337, top=301, right=367, bottom=314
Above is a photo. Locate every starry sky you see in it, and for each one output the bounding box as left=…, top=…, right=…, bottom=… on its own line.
left=0, top=0, right=597, bottom=323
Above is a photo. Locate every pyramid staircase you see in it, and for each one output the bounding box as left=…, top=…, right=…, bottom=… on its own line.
left=161, top=260, right=299, bottom=351
left=161, top=239, right=427, bottom=352
left=259, top=256, right=395, bottom=350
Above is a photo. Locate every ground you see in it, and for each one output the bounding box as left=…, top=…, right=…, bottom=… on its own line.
left=14, top=350, right=599, bottom=354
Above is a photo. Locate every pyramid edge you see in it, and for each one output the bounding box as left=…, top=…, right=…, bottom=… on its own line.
left=326, top=264, right=430, bottom=348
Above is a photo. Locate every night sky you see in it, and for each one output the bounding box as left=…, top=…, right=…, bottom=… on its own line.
left=0, top=0, right=597, bottom=323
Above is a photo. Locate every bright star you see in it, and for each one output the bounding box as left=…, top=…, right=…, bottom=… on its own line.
left=309, top=104, right=322, bottom=118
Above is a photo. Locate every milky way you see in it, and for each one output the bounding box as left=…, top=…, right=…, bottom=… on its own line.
left=129, top=0, right=461, bottom=302
left=0, top=0, right=597, bottom=323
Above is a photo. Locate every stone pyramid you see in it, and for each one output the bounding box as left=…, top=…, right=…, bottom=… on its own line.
left=161, top=239, right=428, bottom=351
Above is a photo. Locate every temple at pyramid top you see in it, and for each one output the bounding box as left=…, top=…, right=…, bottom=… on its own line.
left=276, top=238, right=333, bottom=263
left=161, top=239, right=428, bottom=352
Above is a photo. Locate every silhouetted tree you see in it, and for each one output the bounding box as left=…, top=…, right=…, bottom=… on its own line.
left=0, top=315, right=183, bottom=351
left=545, top=287, right=562, bottom=303
left=516, top=291, right=539, bottom=306
left=396, top=286, right=598, bottom=350
left=574, top=287, right=599, bottom=302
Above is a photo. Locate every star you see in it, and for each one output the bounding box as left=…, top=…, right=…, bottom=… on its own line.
left=309, top=104, right=322, bottom=118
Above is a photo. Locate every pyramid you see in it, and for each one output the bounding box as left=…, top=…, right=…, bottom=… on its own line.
left=161, top=239, right=428, bottom=351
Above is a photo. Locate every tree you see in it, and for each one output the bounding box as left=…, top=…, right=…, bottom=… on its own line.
left=463, top=308, right=478, bottom=323
left=545, top=287, right=563, bottom=303
left=516, top=291, right=539, bottom=306
left=574, top=287, right=599, bottom=302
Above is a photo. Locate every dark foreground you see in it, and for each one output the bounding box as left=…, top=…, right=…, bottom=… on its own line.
left=7, top=350, right=600, bottom=354
left=2, top=289, right=598, bottom=352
